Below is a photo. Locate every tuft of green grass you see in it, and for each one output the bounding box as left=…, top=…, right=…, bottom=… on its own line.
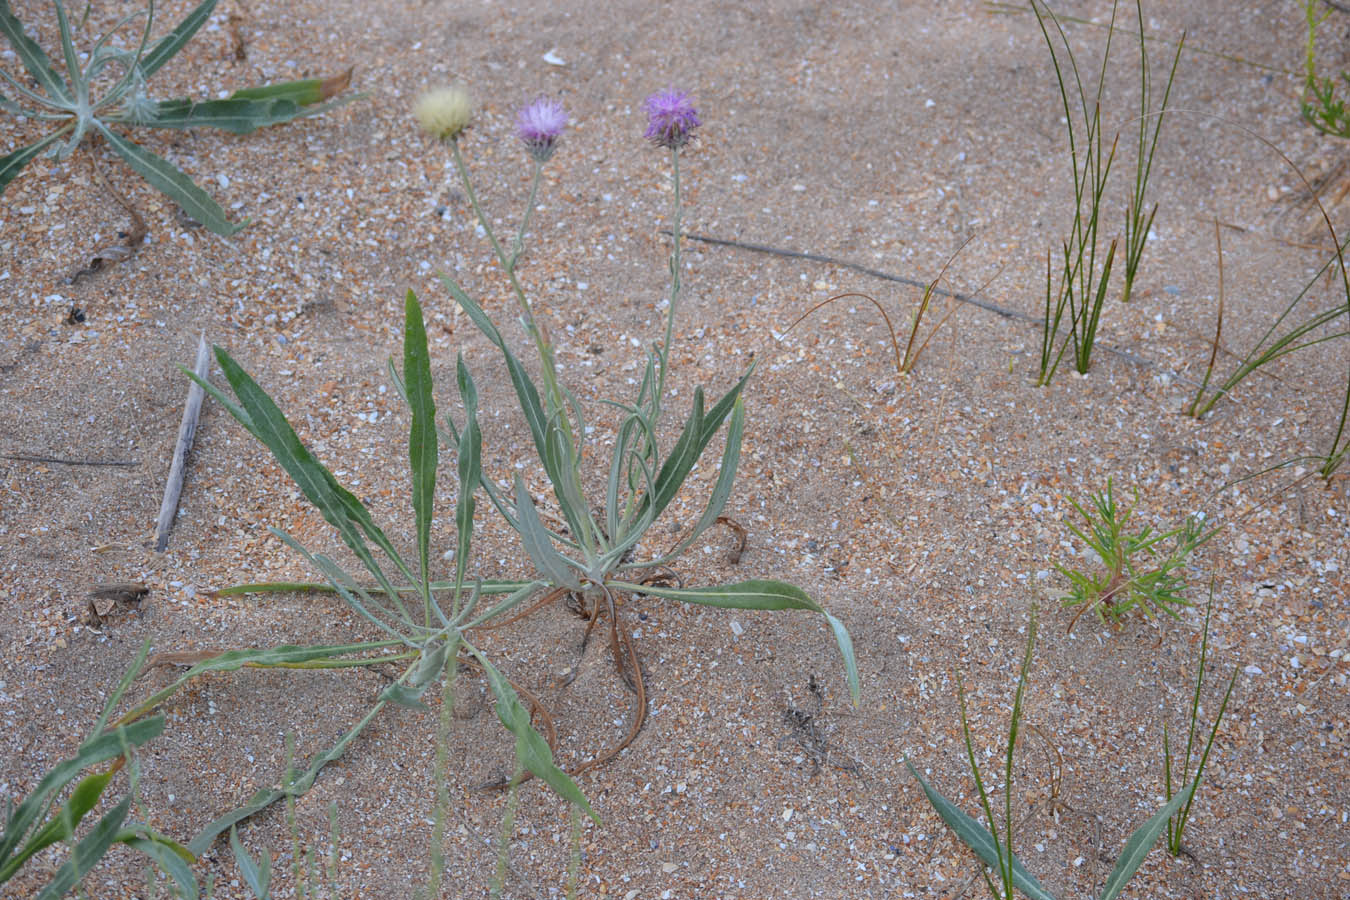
left=1120, top=1, right=1184, bottom=305
left=1032, top=0, right=1182, bottom=382
left=0, top=0, right=360, bottom=235
left=1162, top=585, right=1238, bottom=857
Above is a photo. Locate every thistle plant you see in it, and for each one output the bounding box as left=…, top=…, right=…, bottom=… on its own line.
left=0, top=0, right=359, bottom=235
left=905, top=611, right=1202, bottom=900
left=1056, top=480, right=1214, bottom=631
left=417, top=83, right=859, bottom=755
left=107, top=83, right=858, bottom=864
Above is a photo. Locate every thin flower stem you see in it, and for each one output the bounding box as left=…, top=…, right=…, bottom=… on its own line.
left=654, top=146, right=684, bottom=424
left=510, top=158, right=544, bottom=270
left=447, top=137, right=590, bottom=545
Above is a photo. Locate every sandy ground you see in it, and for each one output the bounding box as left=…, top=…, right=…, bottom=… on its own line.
left=3, top=0, right=1349, bottom=897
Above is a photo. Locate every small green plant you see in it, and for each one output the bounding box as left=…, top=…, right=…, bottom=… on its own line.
left=0, top=0, right=358, bottom=235
left=1162, top=586, right=1238, bottom=857
left=1301, top=1, right=1350, bottom=139
left=905, top=611, right=1200, bottom=900
left=0, top=641, right=197, bottom=899
left=1032, top=0, right=1181, bottom=382
left=1056, top=480, right=1213, bottom=631
left=1033, top=0, right=1120, bottom=383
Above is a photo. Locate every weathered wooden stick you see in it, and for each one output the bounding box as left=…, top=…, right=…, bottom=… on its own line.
left=154, top=335, right=210, bottom=553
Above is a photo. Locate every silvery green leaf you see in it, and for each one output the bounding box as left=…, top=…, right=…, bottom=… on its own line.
left=139, top=0, right=216, bottom=79
left=1099, top=782, right=1196, bottom=900
left=93, top=122, right=244, bottom=235
left=619, top=579, right=859, bottom=706
left=403, top=291, right=437, bottom=606
left=513, top=474, right=581, bottom=591
left=0, top=130, right=66, bottom=195
left=470, top=648, right=597, bottom=823
left=0, top=0, right=73, bottom=104
left=122, top=830, right=199, bottom=900
left=34, top=793, right=133, bottom=900
left=229, top=825, right=272, bottom=899
left=903, top=758, right=1057, bottom=900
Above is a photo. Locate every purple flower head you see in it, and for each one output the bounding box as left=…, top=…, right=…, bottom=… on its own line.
left=643, top=89, right=700, bottom=150
left=517, top=96, right=568, bottom=162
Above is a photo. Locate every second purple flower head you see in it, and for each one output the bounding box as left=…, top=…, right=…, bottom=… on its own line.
left=518, top=96, right=568, bottom=162
left=643, top=89, right=700, bottom=150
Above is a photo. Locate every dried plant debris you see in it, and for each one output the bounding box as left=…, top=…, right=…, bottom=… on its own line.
left=84, top=582, right=148, bottom=627
left=777, top=675, right=860, bottom=776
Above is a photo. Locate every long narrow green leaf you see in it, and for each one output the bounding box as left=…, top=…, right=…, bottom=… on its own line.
left=654, top=395, right=745, bottom=562
left=469, top=647, right=598, bottom=824
left=645, top=387, right=704, bottom=521
left=122, top=830, right=199, bottom=900
left=0, top=0, right=73, bottom=104
left=614, top=578, right=859, bottom=705
left=51, top=0, right=81, bottom=107
left=139, top=0, right=216, bottom=79
left=90, top=639, right=153, bottom=740
left=1099, top=783, right=1196, bottom=900
left=903, top=759, right=1057, bottom=900
left=0, top=772, right=111, bottom=882
left=210, top=578, right=533, bottom=598
left=641, top=368, right=753, bottom=524
left=0, top=717, right=163, bottom=866
left=125, top=96, right=322, bottom=133
left=439, top=274, right=584, bottom=536
left=513, top=474, right=582, bottom=590
left=116, top=643, right=398, bottom=729
left=229, top=826, right=272, bottom=899
left=204, top=345, right=413, bottom=608
left=93, top=122, right=243, bottom=235
left=0, top=126, right=67, bottom=195
left=404, top=291, right=438, bottom=616
left=230, top=76, right=338, bottom=105
left=454, top=355, right=482, bottom=607
left=34, top=793, right=133, bottom=900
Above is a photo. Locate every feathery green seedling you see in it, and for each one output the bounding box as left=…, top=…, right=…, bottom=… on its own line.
left=1301, top=1, right=1350, bottom=139
left=0, top=641, right=198, bottom=898
left=1162, top=585, right=1238, bottom=857
left=1121, top=1, right=1184, bottom=305
left=905, top=610, right=1202, bottom=900
left=0, top=0, right=359, bottom=235
left=1056, top=480, right=1214, bottom=631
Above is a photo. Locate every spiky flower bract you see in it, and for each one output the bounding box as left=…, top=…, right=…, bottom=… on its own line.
left=517, top=96, right=568, bottom=162
left=415, top=85, right=473, bottom=142
left=643, top=89, right=701, bottom=149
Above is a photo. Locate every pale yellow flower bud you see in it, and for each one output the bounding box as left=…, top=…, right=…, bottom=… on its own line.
left=414, top=85, right=473, bottom=141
